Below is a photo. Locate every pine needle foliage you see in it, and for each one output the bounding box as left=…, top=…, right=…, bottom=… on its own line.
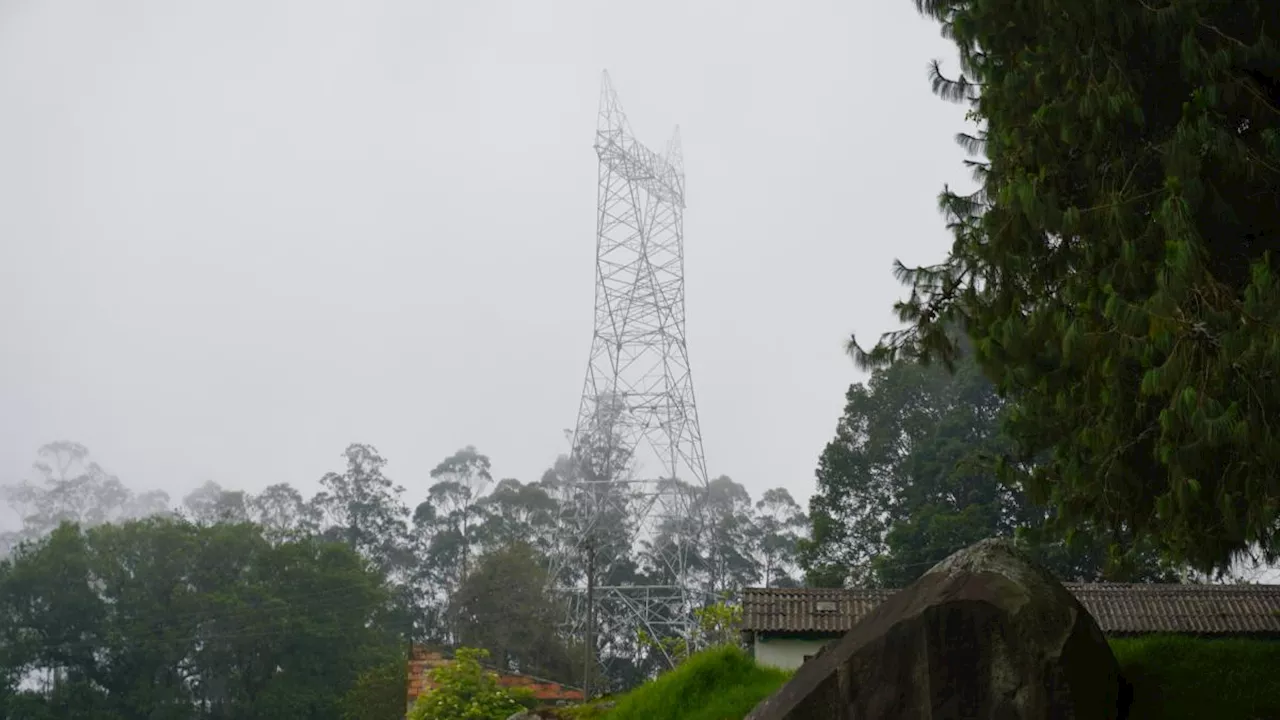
left=857, top=0, right=1280, bottom=573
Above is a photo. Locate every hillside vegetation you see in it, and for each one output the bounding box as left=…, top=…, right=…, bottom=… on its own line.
left=579, top=646, right=789, bottom=720
left=565, top=637, right=1280, bottom=720
left=1112, top=636, right=1280, bottom=720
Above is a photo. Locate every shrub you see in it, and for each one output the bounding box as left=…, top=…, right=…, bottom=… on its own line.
left=341, top=657, right=411, bottom=720
left=1111, top=635, right=1280, bottom=720
left=408, top=647, right=536, bottom=720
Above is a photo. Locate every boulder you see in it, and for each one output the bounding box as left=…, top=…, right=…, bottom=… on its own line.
left=745, top=538, right=1121, bottom=720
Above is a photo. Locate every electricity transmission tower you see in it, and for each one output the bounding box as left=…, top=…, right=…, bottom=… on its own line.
left=549, top=71, right=711, bottom=692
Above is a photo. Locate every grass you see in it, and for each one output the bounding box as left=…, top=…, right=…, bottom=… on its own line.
left=556, top=636, right=1280, bottom=720
left=595, top=645, right=791, bottom=720
left=1111, top=635, right=1280, bottom=720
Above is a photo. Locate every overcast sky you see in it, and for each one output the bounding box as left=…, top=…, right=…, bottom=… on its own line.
left=0, top=0, right=969, bottom=514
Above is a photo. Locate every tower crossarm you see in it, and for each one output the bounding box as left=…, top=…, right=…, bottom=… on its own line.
left=594, top=133, right=685, bottom=208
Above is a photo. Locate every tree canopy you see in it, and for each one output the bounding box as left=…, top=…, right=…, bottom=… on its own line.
left=802, top=347, right=1181, bottom=588
left=1, top=440, right=809, bottom=697
left=450, top=542, right=575, bottom=682
left=0, top=518, right=403, bottom=719
left=856, top=0, right=1280, bottom=572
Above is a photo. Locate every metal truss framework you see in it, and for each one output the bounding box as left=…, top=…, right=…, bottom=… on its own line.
left=549, top=71, right=711, bottom=685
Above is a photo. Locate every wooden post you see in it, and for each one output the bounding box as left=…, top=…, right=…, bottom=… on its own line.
left=583, top=541, right=595, bottom=701
left=404, top=637, right=413, bottom=719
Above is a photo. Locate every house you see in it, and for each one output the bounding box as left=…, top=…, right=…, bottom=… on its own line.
left=740, top=583, right=1280, bottom=670
left=406, top=645, right=584, bottom=713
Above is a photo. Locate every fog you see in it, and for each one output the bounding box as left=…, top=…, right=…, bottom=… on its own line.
left=0, top=0, right=968, bottom=517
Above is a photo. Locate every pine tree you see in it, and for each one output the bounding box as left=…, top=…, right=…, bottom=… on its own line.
left=858, top=0, right=1280, bottom=572
left=800, top=348, right=1177, bottom=588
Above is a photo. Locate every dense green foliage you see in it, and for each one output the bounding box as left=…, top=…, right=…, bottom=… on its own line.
left=339, top=659, right=412, bottom=720
left=801, top=348, right=1181, bottom=588
left=0, top=518, right=404, bottom=719
left=1, top=441, right=809, bottom=694
left=602, top=646, right=790, bottom=720
left=451, top=542, right=576, bottom=681
left=1112, top=635, right=1280, bottom=719
left=407, top=647, right=535, bottom=720
left=856, top=0, right=1280, bottom=572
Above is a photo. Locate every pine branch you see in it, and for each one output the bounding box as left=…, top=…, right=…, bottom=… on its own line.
left=928, top=59, right=981, bottom=103
left=955, top=132, right=987, bottom=156
left=912, top=0, right=962, bottom=20
left=964, top=159, right=990, bottom=183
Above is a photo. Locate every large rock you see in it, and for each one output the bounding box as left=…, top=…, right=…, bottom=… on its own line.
left=745, top=538, right=1121, bottom=720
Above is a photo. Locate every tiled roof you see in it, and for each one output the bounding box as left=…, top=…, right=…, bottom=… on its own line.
left=1069, top=583, right=1280, bottom=635
left=742, top=587, right=895, bottom=634
left=741, top=584, right=1280, bottom=636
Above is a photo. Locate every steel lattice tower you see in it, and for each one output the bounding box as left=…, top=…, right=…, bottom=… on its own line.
left=549, top=71, right=711, bottom=690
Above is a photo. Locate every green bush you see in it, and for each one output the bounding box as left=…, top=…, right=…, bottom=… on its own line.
left=408, top=647, right=536, bottom=720
left=1111, top=635, right=1280, bottom=720
left=340, top=657, right=412, bottom=720
left=603, top=645, right=790, bottom=720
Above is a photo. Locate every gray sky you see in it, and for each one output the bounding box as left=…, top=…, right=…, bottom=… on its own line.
left=0, top=0, right=969, bottom=512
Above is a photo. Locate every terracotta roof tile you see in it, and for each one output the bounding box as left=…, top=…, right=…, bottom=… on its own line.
left=1068, top=583, right=1280, bottom=635
left=743, top=587, right=895, bottom=634
left=741, top=584, right=1280, bottom=636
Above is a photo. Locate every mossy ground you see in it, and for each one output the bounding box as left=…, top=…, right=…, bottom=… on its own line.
left=555, top=636, right=1280, bottom=720
left=1111, top=635, right=1280, bottom=720
left=560, top=646, right=790, bottom=720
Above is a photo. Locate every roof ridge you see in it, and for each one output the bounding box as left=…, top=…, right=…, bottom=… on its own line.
left=742, top=584, right=1280, bottom=635
left=744, top=583, right=1280, bottom=592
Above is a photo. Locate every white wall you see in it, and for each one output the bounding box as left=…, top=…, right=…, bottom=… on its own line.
left=753, top=636, right=829, bottom=671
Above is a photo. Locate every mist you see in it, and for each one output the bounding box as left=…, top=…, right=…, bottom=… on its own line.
left=0, top=0, right=968, bottom=514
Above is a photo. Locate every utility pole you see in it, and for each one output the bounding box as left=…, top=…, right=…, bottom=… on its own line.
left=404, top=634, right=413, bottom=719
left=583, top=541, right=595, bottom=700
